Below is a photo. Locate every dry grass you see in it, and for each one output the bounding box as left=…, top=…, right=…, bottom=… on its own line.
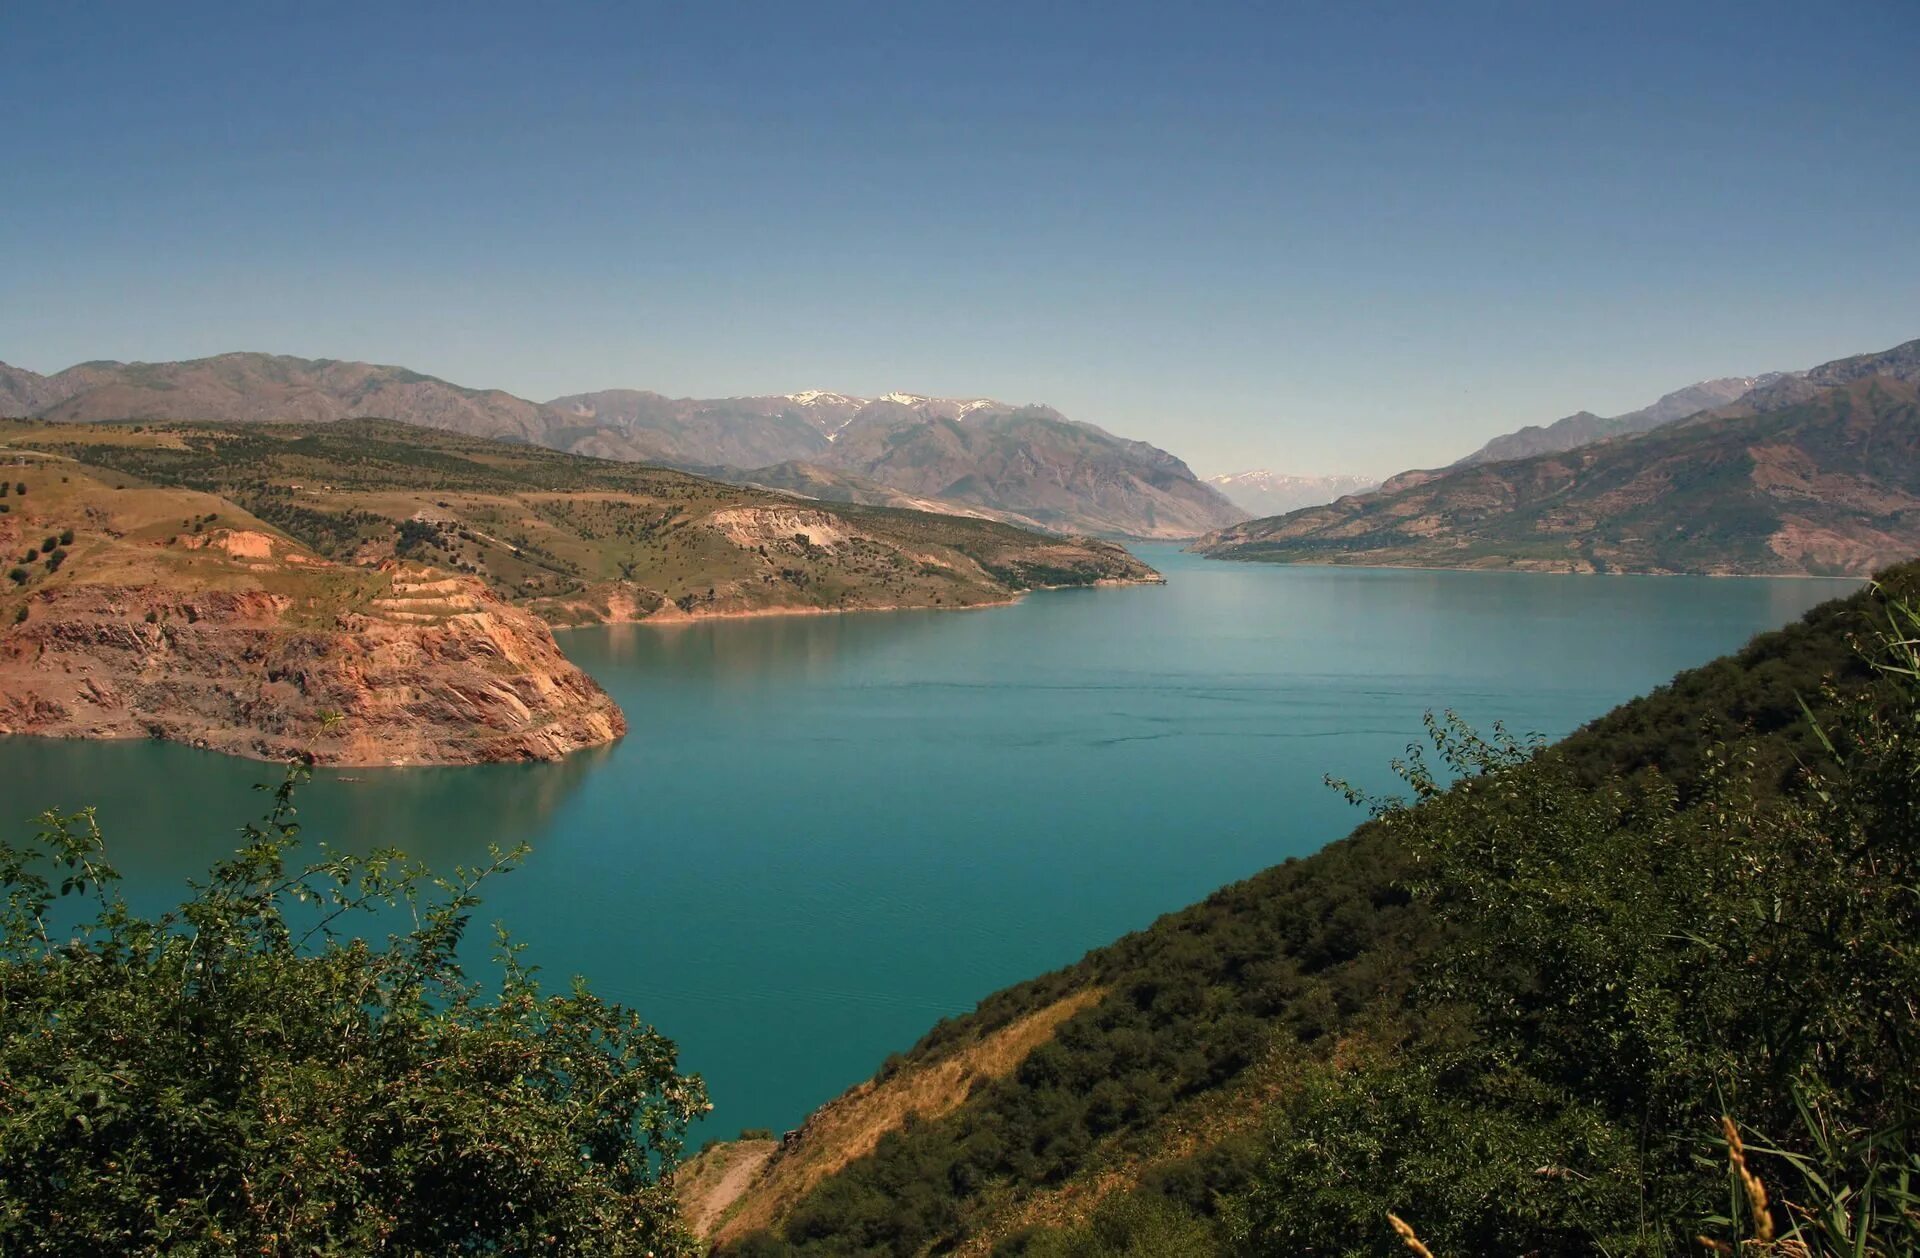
left=1388, top=1211, right=1438, bottom=1257
left=676, top=1139, right=780, bottom=1239
left=706, top=986, right=1105, bottom=1246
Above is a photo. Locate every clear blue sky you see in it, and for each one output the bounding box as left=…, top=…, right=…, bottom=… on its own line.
left=5, top=1, right=1916, bottom=477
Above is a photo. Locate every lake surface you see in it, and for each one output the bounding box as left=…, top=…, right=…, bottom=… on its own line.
left=0, top=548, right=1860, bottom=1136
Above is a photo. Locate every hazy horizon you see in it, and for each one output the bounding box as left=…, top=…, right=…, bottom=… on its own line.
left=6, top=0, right=1917, bottom=479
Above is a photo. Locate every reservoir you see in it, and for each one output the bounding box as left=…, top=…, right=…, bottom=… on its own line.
left=0, top=547, right=1859, bottom=1137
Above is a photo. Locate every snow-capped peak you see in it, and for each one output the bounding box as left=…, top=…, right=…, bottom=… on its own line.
left=880, top=391, right=927, bottom=406
left=785, top=389, right=865, bottom=408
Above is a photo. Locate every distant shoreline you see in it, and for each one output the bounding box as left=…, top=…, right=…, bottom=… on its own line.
left=548, top=573, right=1163, bottom=631
left=1186, top=554, right=1870, bottom=582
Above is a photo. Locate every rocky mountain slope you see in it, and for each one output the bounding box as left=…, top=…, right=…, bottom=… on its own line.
left=0, top=458, right=623, bottom=765
left=1205, top=469, right=1377, bottom=517
left=16, top=353, right=552, bottom=441
left=818, top=404, right=1243, bottom=538
left=544, top=390, right=835, bottom=468
left=2, top=355, right=1238, bottom=538
left=1193, top=339, right=1920, bottom=576
left=1453, top=372, right=1793, bottom=466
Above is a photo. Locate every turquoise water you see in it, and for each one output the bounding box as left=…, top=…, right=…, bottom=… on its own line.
left=0, top=547, right=1860, bottom=1136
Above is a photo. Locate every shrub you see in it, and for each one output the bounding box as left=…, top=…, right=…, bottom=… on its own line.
left=0, top=769, right=711, bottom=1254
left=5, top=567, right=25, bottom=585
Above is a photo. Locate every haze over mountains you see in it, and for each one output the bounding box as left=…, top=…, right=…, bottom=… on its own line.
left=1205, top=470, right=1378, bottom=517
left=0, top=356, right=1244, bottom=540
left=1195, top=337, right=1920, bottom=576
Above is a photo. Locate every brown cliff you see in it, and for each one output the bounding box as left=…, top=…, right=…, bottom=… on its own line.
left=0, top=464, right=623, bottom=765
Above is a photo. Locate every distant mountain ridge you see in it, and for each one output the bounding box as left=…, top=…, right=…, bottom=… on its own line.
left=1454, top=372, right=1796, bottom=466
left=0, top=354, right=1241, bottom=539
left=1193, top=337, right=1920, bottom=576
left=1206, top=469, right=1378, bottom=517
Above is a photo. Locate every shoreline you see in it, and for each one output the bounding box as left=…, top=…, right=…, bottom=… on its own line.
left=1186, top=553, right=1871, bottom=582
left=546, top=574, right=1165, bottom=631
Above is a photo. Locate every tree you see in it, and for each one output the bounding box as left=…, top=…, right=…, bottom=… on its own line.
left=0, top=767, right=710, bottom=1254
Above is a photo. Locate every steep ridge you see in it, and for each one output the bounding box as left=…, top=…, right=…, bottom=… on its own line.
left=696, top=566, right=1916, bottom=1255
left=0, top=458, right=623, bottom=765
left=1192, top=369, right=1920, bottom=576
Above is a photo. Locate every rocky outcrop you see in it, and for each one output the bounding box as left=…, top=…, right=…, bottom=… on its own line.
left=0, top=568, right=625, bottom=766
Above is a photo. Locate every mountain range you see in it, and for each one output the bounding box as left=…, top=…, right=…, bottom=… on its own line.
left=0, top=356, right=1245, bottom=539
left=1205, top=469, right=1378, bottom=517
left=1193, top=337, right=1920, bottom=576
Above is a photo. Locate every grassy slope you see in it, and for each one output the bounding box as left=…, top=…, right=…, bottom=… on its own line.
left=0, top=448, right=388, bottom=627
left=704, top=561, right=1916, bottom=1256
left=0, top=419, right=1157, bottom=624
left=1193, top=377, right=1920, bottom=576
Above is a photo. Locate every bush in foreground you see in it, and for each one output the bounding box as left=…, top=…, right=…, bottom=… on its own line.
left=0, top=770, right=708, bottom=1255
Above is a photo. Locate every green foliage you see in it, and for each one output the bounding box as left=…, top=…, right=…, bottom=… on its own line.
left=394, top=517, right=447, bottom=557
left=1227, top=583, right=1920, bottom=1255
left=999, top=1192, right=1221, bottom=1258
left=5, top=567, right=24, bottom=585
left=0, top=769, right=709, bottom=1255
left=1232, top=1061, right=1646, bottom=1256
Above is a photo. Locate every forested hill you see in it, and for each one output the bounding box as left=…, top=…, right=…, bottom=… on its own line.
left=692, top=560, right=1920, bottom=1256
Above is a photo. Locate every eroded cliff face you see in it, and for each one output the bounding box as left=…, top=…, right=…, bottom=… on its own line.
left=0, top=563, right=624, bottom=767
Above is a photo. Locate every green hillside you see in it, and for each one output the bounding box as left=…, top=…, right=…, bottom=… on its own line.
left=698, top=562, right=1920, bottom=1256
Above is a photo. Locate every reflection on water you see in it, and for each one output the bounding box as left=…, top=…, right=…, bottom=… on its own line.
left=576, top=605, right=960, bottom=689
left=0, top=549, right=1864, bottom=1137
left=0, top=734, right=606, bottom=910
